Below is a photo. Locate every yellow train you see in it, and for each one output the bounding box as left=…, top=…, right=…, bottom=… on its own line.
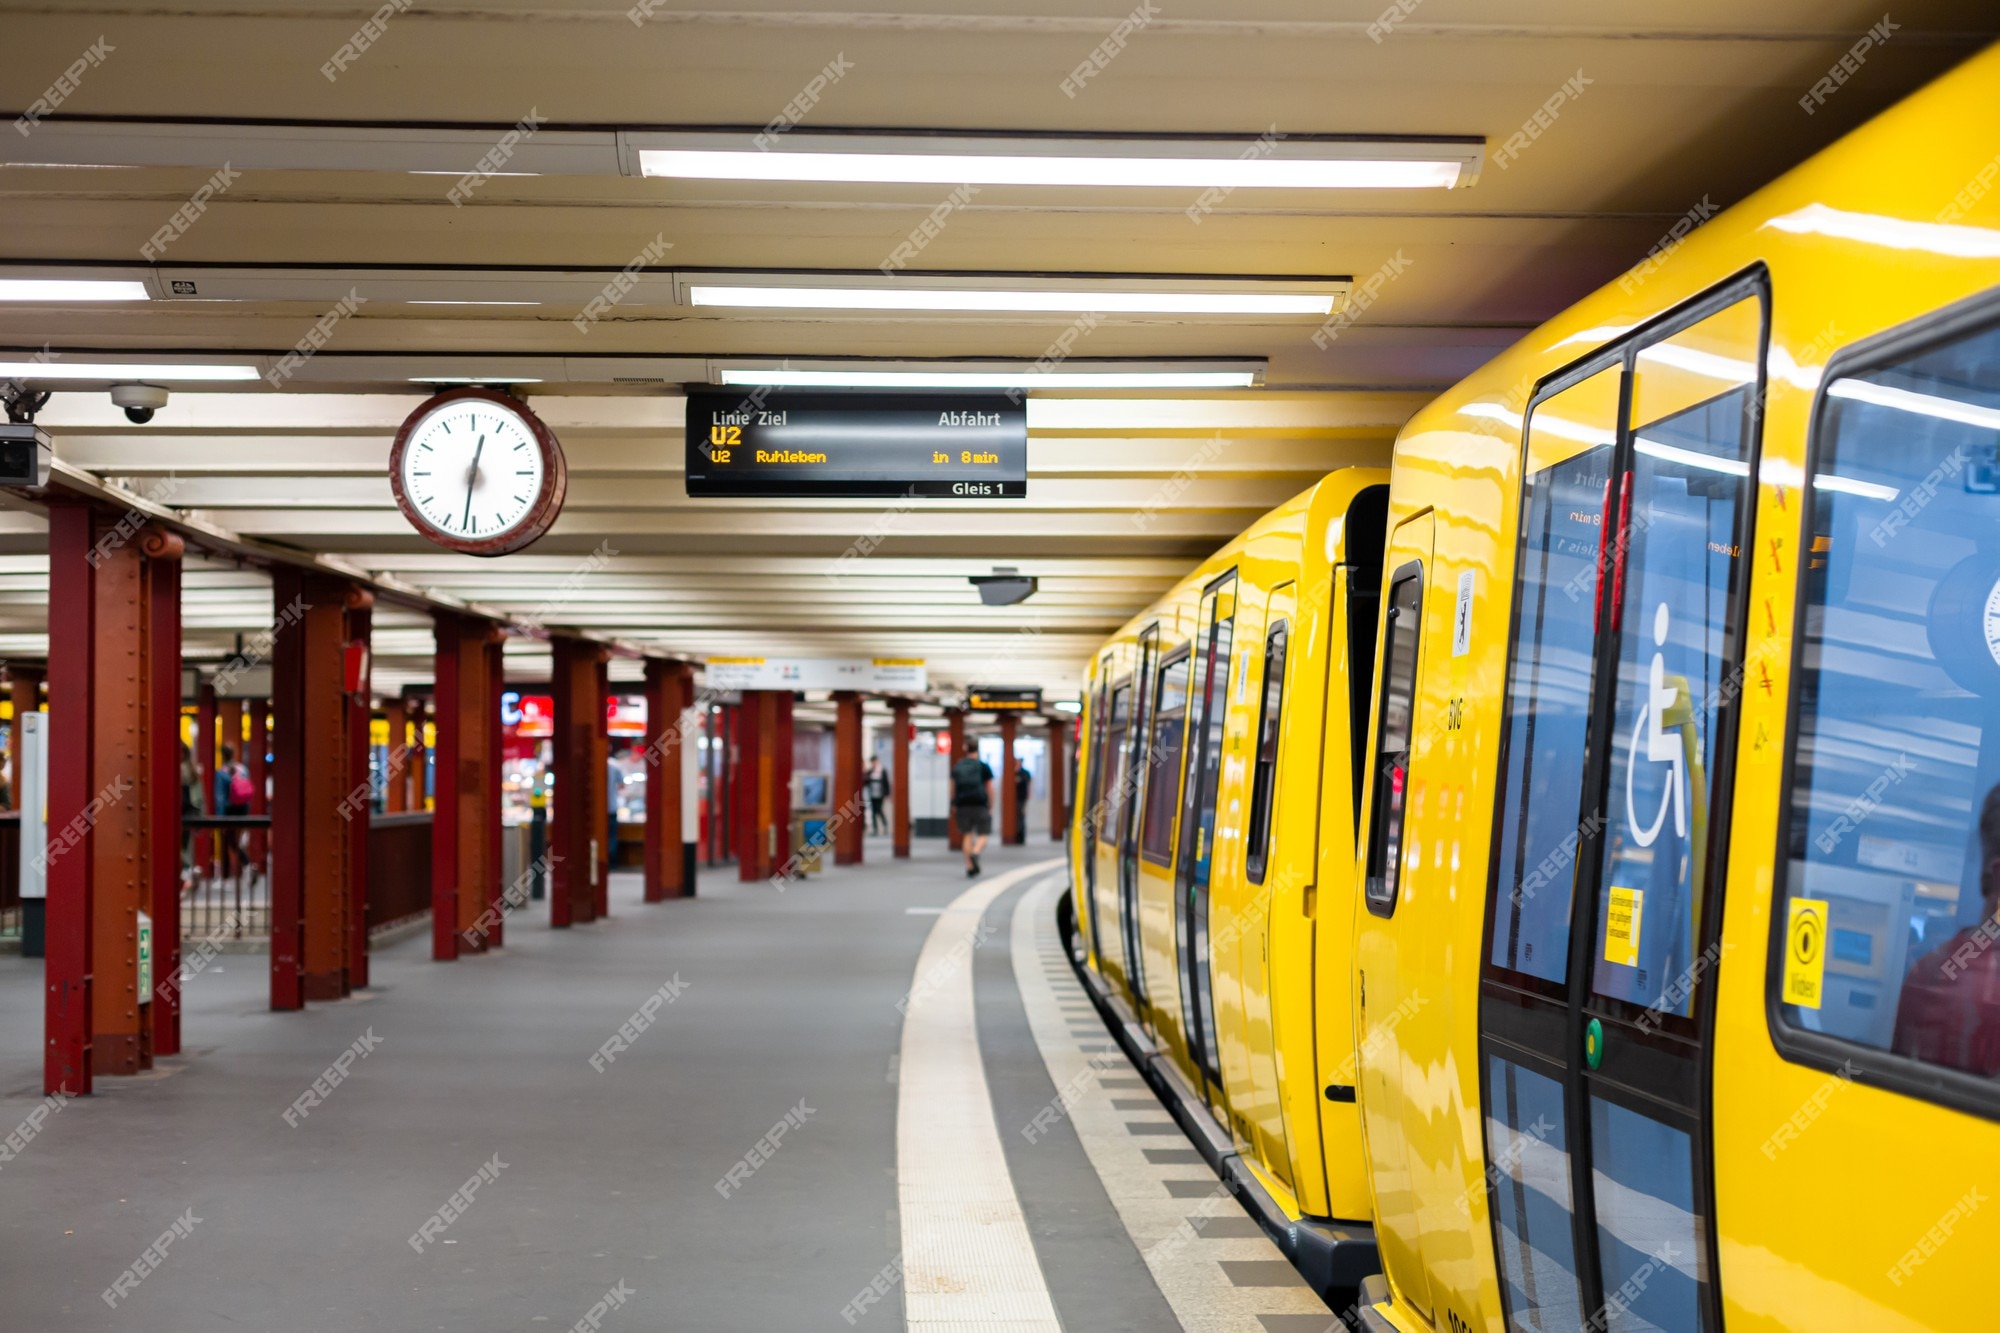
left=1065, top=41, right=2000, bottom=1332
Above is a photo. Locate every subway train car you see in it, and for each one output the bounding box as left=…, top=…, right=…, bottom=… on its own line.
left=1067, top=467, right=1389, bottom=1296
left=1069, top=41, right=2000, bottom=1332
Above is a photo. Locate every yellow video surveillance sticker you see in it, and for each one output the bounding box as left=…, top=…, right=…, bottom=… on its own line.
left=1785, top=897, right=1828, bottom=1009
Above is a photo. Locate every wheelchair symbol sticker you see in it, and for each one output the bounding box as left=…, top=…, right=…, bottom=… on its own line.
left=1625, top=601, right=1688, bottom=850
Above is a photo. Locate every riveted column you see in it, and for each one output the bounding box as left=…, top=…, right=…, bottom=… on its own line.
left=594, top=654, right=611, bottom=918
left=344, top=594, right=372, bottom=987
left=270, top=570, right=356, bottom=1008
left=430, top=613, right=504, bottom=957
left=381, top=696, right=407, bottom=813
left=1046, top=716, right=1068, bottom=841
left=551, top=636, right=606, bottom=926
left=1000, top=712, right=1019, bottom=846
left=194, top=678, right=216, bottom=875
left=642, top=658, right=696, bottom=902
left=890, top=700, right=912, bottom=859
left=246, top=698, right=269, bottom=869
left=145, top=531, right=183, bottom=1057
left=44, top=504, right=182, bottom=1092
left=833, top=690, right=864, bottom=865
left=406, top=693, right=428, bottom=813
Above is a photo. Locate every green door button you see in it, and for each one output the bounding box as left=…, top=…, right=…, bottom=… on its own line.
left=1584, top=1017, right=1604, bottom=1070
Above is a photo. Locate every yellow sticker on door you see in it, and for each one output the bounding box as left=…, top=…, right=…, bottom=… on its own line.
left=1785, top=897, right=1828, bottom=1009
left=1604, top=885, right=1642, bottom=967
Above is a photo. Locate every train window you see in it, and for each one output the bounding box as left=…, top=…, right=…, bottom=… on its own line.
left=1140, top=648, right=1191, bottom=865
left=1488, top=363, right=1622, bottom=982
left=1776, top=297, right=2000, bottom=1111
left=1097, top=682, right=1132, bottom=840
left=1365, top=562, right=1425, bottom=916
left=1591, top=299, right=1759, bottom=1020
left=1245, top=620, right=1289, bottom=884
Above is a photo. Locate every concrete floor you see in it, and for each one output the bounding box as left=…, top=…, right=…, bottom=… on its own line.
left=0, top=837, right=1067, bottom=1332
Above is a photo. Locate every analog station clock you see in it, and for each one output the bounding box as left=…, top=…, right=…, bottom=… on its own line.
left=388, top=386, right=567, bottom=556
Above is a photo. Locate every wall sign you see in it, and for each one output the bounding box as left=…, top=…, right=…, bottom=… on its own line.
left=703, top=657, right=928, bottom=693
left=685, top=390, right=1026, bottom=498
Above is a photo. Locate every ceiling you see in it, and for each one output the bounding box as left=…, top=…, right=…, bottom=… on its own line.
left=1, top=2, right=1993, bottom=703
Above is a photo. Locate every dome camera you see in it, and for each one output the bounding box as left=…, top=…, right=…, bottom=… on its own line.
left=111, top=383, right=168, bottom=424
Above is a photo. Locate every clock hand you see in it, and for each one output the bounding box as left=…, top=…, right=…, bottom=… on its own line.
left=462, top=435, right=485, bottom=530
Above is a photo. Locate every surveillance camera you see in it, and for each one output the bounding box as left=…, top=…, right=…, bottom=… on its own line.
left=111, top=383, right=168, bottom=424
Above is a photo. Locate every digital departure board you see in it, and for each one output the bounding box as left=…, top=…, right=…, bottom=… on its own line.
left=684, top=391, right=1027, bottom=498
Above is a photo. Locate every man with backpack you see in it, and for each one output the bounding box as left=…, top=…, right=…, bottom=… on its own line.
left=949, top=748, right=994, bottom=877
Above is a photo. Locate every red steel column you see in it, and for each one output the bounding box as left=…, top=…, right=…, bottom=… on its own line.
left=44, top=502, right=95, bottom=1095
left=345, top=597, right=372, bottom=987
left=429, top=621, right=461, bottom=959
left=1000, top=712, right=1019, bottom=846
left=246, top=699, right=269, bottom=868
left=672, top=663, right=697, bottom=896
left=890, top=700, right=911, bottom=859
left=407, top=694, right=428, bottom=812
left=833, top=691, right=863, bottom=865
left=381, top=697, right=407, bottom=813
left=551, top=637, right=605, bottom=926
left=641, top=659, right=693, bottom=901
left=1046, top=716, right=1068, bottom=840
left=194, top=680, right=216, bottom=874
left=734, top=693, right=763, bottom=880
left=946, top=707, right=967, bottom=851
left=774, top=690, right=794, bottom=871
left=485, top=636, right=505, bottom=948
left=7, top=665, right=42, bottom=810
left=146, top=533, right=183, bottom=1056
left=270, top=571, right=356, bottom=1008
left=594, top=655, right=611, bottom=918
left=44, top=504, right=184, bottom=1092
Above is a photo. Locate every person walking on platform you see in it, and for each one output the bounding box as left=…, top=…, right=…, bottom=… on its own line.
left=1013, top=761, right=1032, bottom=843
left=864, top=756, right=891, bottom=835
left=950, top=749, right=994, bottom=877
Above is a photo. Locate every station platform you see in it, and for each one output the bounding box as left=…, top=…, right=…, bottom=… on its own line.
left=0, top=840, right=1334, bottom=1332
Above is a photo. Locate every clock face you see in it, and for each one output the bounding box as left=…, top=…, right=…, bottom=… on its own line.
left=1984, top=576, right=2000, bottom=668
left=389, top=387, right=566, bottom=556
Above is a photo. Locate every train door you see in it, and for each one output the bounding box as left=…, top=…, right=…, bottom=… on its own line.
left=1478, top=287, right=1763, bottom=1332
left=1118, top=626, right=1161, bottom=1005
left=1139, top=645, right=1194, bottom=1034
left=1241, top=581, right=1295, bottom=1180
left=1080, top=658, right=1112, bottom=963
left=1094, top=677, right=1133, bottom=985
left=1355, top=511, right=1437, bottom=1319
left=1175, top=572, right=1238, bottom=1095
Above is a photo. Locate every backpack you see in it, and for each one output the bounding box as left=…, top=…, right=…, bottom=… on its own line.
left=950, top=756, right=988, bottom=806
left=229, top=768, right=255, bottom=804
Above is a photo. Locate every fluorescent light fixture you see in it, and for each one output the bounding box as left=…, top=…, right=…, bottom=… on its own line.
left=0, top=360, right=259, bottom=381
left=0, top=278, right=149, bottom=302
left=1827, top=377, right=2000, bottom=431
left=716, top=367, right=1258, bottom=390
left=635, top=131, right=1479, bottom=190
left=410, top=376, right=544, bottom=384
left=646, top=150, right=1460, bottom=189
left=686, top=283, right=1336, bottom=316
left=407, top=300, right=542, bottom=306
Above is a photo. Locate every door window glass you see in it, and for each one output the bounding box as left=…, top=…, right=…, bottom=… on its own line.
left=1179, top=580, right=1236, bottom=1080
left=1246, top=621, right=1290, bottom=884
left=1592, top=303, right=1758, bottom=1016
left=1366, top=562, right=1426, bottom=916
left=1140, top=651, right=1190, bottom=864
left=1779, top=309, right=2000, bottom=1090
left=1486, top=1056, right=1583, bottom=1333
left=1489, top=366, right=1622, bottom=981
left=1587, top=1096, right=1708, bottom=1332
